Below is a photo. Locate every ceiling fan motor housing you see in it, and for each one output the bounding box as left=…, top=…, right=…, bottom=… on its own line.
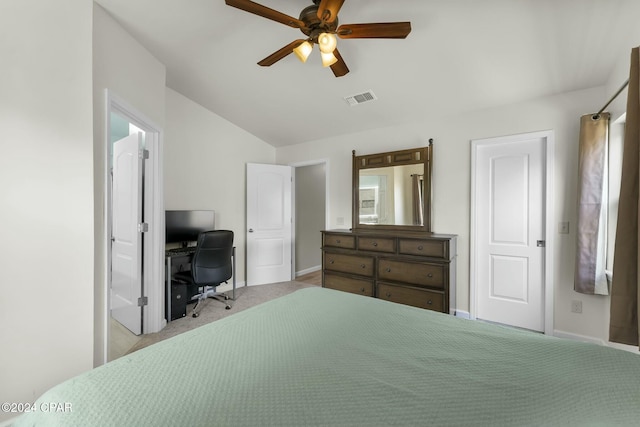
left=299, top=4, right=338, bottom=42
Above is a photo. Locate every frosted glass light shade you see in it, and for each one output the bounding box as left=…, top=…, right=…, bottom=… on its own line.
left=321, top=51, right=338, bottom=67
left=293, top=41, right=313, bottom=63
left=318, top=32, right=337, bottom=53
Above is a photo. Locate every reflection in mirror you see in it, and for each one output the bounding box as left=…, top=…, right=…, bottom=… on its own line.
left=359, top=164, right=424, bottom=226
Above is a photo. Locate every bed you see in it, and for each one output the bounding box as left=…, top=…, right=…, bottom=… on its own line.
left=13, top=287, right=640, bottom=426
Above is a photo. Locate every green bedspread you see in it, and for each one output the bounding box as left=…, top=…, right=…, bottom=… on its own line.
left=13, top=287, right=640, bottom=426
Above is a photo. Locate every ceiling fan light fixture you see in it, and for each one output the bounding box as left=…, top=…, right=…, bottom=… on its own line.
left=293, top=41, right=313, bottom=63
left=320, top=51, right=338, bottom=67
left=318, top=32, right=337, bottom=53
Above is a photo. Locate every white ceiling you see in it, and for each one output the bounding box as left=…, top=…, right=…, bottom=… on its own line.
left=95, top=0, right=640, bottom=147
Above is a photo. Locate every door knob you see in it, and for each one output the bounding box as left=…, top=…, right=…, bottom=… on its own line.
left=248, top=229, right=254, bottom=233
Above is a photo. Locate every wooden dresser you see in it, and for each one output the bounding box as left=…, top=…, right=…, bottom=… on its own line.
left=322, top=229, right=457, bottom=314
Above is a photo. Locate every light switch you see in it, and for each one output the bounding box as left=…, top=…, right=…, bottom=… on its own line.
left=559, top=222, right=569, bottom=234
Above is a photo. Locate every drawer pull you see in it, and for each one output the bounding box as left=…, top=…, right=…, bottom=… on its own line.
left=418, top=245, right=423, bottom=250
left=360, top=287, right=365, bottom=293
left=427, top=273, right=433, bottom=278
left=336, top=239, right=341, bottom=243
left=427, top=300, right=433, bottom=305
left=386, top=268, right=391, bottom=273
left=386, top=292, right=391, bottom=298
left=372, top=242, right=378, bottom=247
left=360, top=264, right=366, bottom=269
left=329, top=259, right=334, bottom=264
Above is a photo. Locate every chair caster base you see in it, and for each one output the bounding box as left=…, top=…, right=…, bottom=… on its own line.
left=225, top=305, right=231, bottom=310
left=192, top=312, right=199, bottom=318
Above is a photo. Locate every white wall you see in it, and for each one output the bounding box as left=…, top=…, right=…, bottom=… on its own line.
left=295, top=164, right=326, bottom=273
left=92, top=4, right=167, bottom=366
left=163, top=88, right=275, bottom=284
left=277, top=85, right=618, bottom=343
left=0, top=0, right=94, bottom=422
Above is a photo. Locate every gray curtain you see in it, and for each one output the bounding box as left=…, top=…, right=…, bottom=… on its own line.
left=610, top=47, right=640, bottom=347
left=412, top=174, right=424, bottom=225
left=574, top=112, right=610, bottom=295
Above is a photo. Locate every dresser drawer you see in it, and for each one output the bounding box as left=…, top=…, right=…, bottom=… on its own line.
left=378, top=283, right=444, bottom=312
left=323, top=272, right=374, bottom=296
left=398, top=238, right=448, bottom=259
left=378, top=259, right=445, bottom=289
left=324, top=252, right=375, bottom=277
left=324, top=233, right=356, bottom=249
left=358, top=236, right=395, bottom=253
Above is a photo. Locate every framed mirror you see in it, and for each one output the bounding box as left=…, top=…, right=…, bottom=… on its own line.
left=352, top=141, right=433, bottom=232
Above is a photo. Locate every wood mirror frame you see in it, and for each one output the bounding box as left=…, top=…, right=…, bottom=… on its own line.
left=352, top=140, right=433, bottom=232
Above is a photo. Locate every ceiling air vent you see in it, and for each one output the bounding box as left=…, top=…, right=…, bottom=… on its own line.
left=344, top=90, right=377, bottom=106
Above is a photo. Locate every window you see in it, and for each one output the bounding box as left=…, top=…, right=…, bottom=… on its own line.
left=606, top=113, right=626, bottom=279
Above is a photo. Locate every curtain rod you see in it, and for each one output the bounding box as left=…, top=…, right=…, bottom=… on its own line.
left=593, top=78, right=630, bottom=119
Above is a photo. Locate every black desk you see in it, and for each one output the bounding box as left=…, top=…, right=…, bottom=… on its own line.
left=165, top=247, right=236, bottom=322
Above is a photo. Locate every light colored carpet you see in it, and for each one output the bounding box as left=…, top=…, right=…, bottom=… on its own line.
left=126, top=280, right=319, bottom=354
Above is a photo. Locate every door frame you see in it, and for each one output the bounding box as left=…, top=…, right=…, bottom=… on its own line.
left=470, top=130, right=555, bottom=335
left=104, top=90, right=164, bottom=362
left=289, top=158, right=330, bottom=278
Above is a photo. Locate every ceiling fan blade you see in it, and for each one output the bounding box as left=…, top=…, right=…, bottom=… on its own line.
left=225, top=0, right=306, bottom=29
left=337, top=22, right=412, bottom=39
left=317, top=0, right=345, bottom=24
left=330, top=49, right=349, bottom=77
left=257, top=40, right=305, bottom=66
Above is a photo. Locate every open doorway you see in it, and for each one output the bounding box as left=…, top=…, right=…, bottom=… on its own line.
left=293, top=160, right=328, bottom=282
left=105, top=91, right=164, bottom=362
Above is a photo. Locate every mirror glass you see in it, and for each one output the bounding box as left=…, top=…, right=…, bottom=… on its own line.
left=358, top=164, right=425, bottom=226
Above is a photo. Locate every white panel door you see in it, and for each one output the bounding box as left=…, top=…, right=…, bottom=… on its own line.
left=111, top=133, right=143, bottom=335
left=246, top=163, right=292, bottom=286
left=475, top=135, right=546, bottom=332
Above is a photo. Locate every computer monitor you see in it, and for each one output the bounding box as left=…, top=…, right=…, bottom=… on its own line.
left=165, top=210, right=215, bottom=246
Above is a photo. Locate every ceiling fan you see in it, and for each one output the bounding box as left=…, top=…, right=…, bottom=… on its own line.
left=225, top=0, right=412, bottom=77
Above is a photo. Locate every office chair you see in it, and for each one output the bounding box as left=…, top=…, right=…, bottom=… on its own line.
left=173, top=230, right=234, bottom=317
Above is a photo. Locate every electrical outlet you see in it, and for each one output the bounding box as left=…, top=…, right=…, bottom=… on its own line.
left=571, top=300, right=582, bottom=314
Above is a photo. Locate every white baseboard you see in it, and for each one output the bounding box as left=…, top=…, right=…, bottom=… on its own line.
left=552, top=330, right=639, bottom=354
left=454, top=310, right=471, bottom=319
left=553, top=330, right=605, bottom=345
left=605, top=341, right=640, bottom=354
left=296, top=265, right=321, bottom=277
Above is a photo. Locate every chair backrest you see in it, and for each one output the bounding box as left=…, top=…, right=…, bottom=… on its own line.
left=191, top=230, right=234, bottom=285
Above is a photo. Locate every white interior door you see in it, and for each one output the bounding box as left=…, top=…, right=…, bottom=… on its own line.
left=111, top=133, right=143, bottom=335
left=246, top=163, right=292, bottom=286
left=473, top=133, right=546, bottom=332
